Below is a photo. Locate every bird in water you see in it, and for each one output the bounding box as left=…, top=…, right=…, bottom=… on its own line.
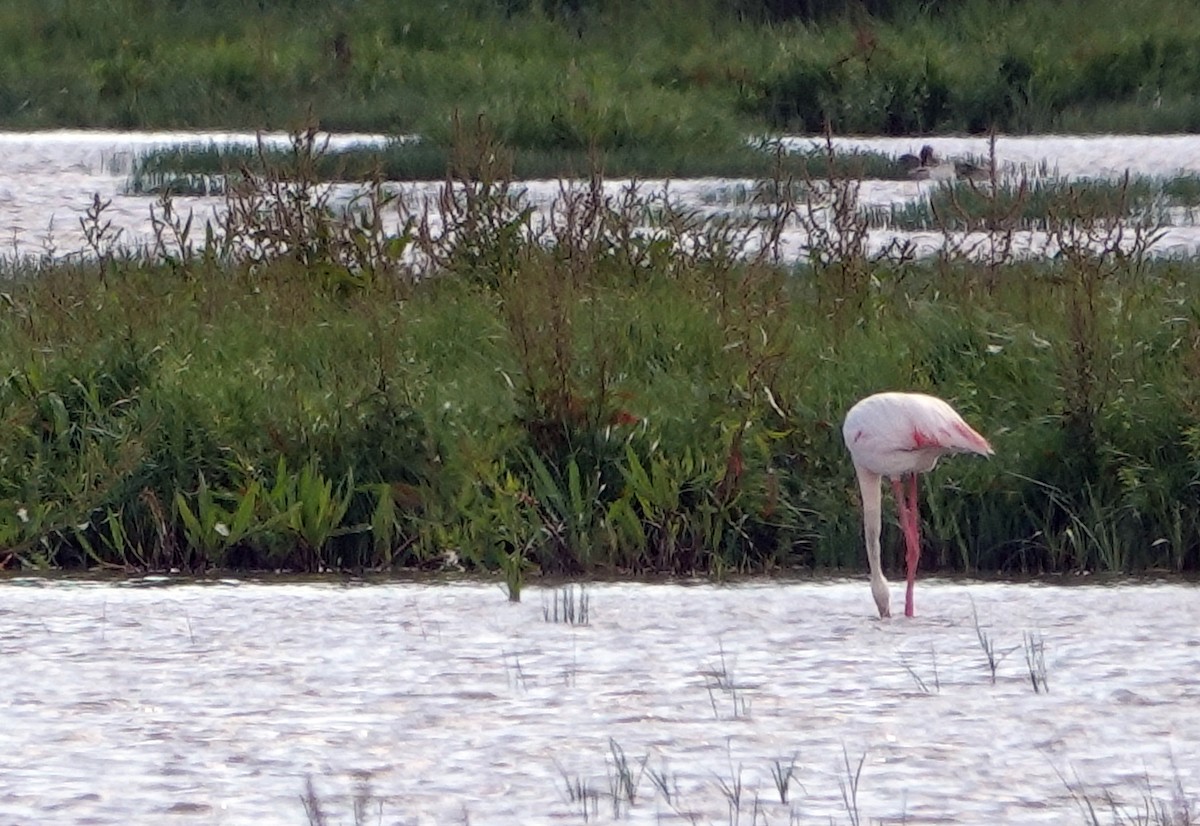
left=898, top=144, right=936, bottom=175
left=898, top=145, right=989, bottom=181
left=843, top=392, right=993, bottom=618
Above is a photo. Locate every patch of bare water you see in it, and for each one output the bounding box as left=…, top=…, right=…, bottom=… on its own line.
left=0, top=131, right=386, bottom=260
left=2, top=131, right=1200, bottom=262
left=1, top=578, right=1198, bottom=824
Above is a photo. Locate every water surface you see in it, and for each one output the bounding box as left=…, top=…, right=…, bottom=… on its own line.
left=3, top=131, right=1200, bottom=261
left=2, top=578, right=1197, bottom=824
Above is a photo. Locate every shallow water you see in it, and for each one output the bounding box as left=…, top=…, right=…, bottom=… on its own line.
left=2, top=577, right=1198, bottom=824
left=0, top=131, right=387, bottom=260
left=2, top=130, right=1200, bottom=261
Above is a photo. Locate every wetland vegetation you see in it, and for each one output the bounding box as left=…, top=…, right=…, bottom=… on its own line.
left=7, top=7, right=1200, bottom=823
left=3, top=0, right=1200, bottom=152
left=6, top=0, right=1200, bottom=580
left=3, top=127, right=1200, bottom=582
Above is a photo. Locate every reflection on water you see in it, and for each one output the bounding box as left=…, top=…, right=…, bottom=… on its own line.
left=1, top=578, right=1198, bottom=824
left=2, top=131, right=1200, bottom=261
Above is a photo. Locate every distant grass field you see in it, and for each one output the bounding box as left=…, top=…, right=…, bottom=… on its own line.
left=2, top=0, right=1200, bottom=143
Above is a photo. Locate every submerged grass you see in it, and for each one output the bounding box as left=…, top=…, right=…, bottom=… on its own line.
left=5, top=127, right=1200, bottom=579
left=127, top=139, right=916, bottom=192
left=875, top=174, right=1181, bottom=232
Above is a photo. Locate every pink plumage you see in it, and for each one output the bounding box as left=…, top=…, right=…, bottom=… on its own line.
left=843, top=392, right=993, bottom=619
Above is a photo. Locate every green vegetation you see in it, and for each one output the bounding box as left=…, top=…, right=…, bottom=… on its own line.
left=3, top=130, right=1200, bottom=579
left=127, top=138, right=914, bottom=192
left=872, top=173, right=1200, bottom=231
left=3, top=0, right=1200, bottom=145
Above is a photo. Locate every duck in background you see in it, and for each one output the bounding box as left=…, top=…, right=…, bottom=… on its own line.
left=899, top=144, right=990, bottom=181
left=898, top=144, right=935, bottom=174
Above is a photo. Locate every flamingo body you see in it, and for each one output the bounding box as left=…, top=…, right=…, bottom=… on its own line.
left=843, top=392, right=993, bottom=618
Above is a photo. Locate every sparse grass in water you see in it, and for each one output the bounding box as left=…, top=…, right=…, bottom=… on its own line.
left=557, top=763, right=601, bottom=823
left=838, top=747, right=867, bottom=826
left=715, top=758, right=745, bottom=823
left=301, top=775, right=383, bottom=826
left=502, top=650, right=530, bottom=691
left=1058, top=762, right=1199, bottom=826
left=542, top=583, right=590, bottom=625
left=769, top=752, right=801, bottom=805
left=293, top=746, right=1200, bottom=825
left=971, top=601, right=1017, bottom=684
left=702, top=643, right=753, bottom=720
left=875, top=175, right=1175, bottom=233
left=899, top=645, right=940, bottom=694
left=606, top=738, right=648, bottom=815
left=1024, top=631, right=1050, bottom=693
left=646, top=761, right=680, bottom=807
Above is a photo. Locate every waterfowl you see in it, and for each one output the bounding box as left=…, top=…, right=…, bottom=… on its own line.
left=953, top=159, right=989, bottom=181
left=898, top=144, right=935, bottom=175
left=901, top=145, right=989, bottom=182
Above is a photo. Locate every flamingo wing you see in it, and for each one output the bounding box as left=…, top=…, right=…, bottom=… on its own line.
left=843, top=392, right=992, bottom=477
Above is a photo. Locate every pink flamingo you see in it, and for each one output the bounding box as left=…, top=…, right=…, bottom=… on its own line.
left=842, top=392, right=994, bottom=618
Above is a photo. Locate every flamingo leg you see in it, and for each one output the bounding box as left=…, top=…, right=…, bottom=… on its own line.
left=891, top=474, right=922, bottom=617
left=905, top=474, right=922, bottom=616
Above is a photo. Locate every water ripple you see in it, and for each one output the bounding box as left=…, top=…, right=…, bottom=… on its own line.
left=0, top=578, right=1197, bottom=823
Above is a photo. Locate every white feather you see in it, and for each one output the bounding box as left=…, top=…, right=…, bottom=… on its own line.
left=842, top=391, right=993, bottom=619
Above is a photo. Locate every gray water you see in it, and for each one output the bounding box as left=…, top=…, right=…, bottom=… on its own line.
left=4, top=131, right=1200, bottom=261
left=2, top=577, right=1198, bottom=824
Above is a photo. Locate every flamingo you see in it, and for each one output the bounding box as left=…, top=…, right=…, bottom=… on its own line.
left=842, top=392, right=994, bottom=618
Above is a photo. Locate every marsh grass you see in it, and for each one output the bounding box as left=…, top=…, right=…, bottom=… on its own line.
left=8, top=123, right=1200, bottom=581
left=129, top=138, right=915, bottom=190
left=6, top=0, right=1200, bottom=139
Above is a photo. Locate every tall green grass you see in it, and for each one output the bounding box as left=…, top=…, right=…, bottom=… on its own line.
left=3, top=0, right=1200, bottom=136
left=4, top=130, right=1200, bottom=578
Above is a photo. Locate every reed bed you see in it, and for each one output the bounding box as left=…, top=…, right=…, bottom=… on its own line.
left=3, top=127, right=1200, bottom=582
left=126, top=139, right=914, bottom=193
left=873, top=174, right=1192, bottom=232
